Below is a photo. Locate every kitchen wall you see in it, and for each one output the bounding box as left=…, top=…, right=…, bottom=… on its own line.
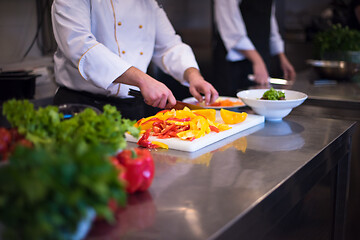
left=0, top=0, right=57, bottom=99
left=0, top=0, right=41, bottom=65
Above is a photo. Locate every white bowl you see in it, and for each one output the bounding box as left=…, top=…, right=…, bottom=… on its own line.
left=236, top=89, right=308, bottom=121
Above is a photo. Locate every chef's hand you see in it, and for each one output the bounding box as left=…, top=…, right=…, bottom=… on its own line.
left=278, top=53, right=296, bottom=81
left=241, top=49, right=269, bottom=86
left=115, top=66, right=176, bottom=109
left=252, top=61, right=269, bottom=86
left=184, top=68, right=219, bottom=105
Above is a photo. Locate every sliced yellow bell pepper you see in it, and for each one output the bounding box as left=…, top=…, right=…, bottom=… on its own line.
left=151, top=141, right=169, bottom=149
left=214, top=122, right=232, bottom=131
left=166, top=120, right=190, bottom=126
left=177, top=130, right=196, bottom=140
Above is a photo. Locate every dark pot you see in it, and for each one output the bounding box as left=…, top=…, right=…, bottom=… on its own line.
left=0, top=71, right=37, bottom=103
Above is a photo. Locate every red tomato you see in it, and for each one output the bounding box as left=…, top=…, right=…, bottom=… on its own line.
left=0, top=127, right=11, bottom=144
left=0, top=139, right=8, bottom=159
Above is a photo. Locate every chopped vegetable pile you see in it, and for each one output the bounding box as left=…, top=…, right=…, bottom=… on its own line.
left=261, top=88, right=285, bottom=100
left=135, top=107, right=247, bottom=148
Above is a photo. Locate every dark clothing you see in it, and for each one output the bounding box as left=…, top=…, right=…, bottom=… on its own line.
left=53, top=86, right=145, bottom=120
left=212, top=0, right=273, bottom=96
left=239, top=0, right=272, bottom=69
left=348, top=0, right=360, bottom=30
left=213, top=34, right=255, bottom=96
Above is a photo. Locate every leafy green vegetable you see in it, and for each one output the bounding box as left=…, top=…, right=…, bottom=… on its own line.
left=2, top=99, right=140, bottom=153
left=261, top=88, right=285, bottom=100
left=0, top=141, right=126, bottom=240
left=313, top=24, right=360, bottom=56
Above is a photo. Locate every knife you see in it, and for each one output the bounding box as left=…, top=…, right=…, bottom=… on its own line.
left=248, top=74, right=293, bottom=85
left=128, top=89, right=205, bottom=110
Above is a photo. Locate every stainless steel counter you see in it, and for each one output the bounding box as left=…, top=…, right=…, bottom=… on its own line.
left=290, top=69, right=360, bottom=110
left=87, top=114, right=356, bottom=240
left=289, top=69, right=360, bottom=240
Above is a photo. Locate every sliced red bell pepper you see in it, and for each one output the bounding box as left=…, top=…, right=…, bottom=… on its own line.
left=209, top=125, right=220, bottom=133
left=115, top=148, right=155, bottom=194
left=160, top=123, right=177, bottom=135
left=166, top=117, right=191, bottom=122
left=140, top=117, right=162, bottom=126
left=137, top=129, right=158, bottom=148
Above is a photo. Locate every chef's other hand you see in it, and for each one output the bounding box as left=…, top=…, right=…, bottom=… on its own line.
left=241, top=49, right=269, bottom=86
left=185, top=68, right=219, bottom=105
left=115, top=67, right=176, bottom=109
left=278, top=53, right=296, bottom=81
left=252, top=62, right=270, bottom=86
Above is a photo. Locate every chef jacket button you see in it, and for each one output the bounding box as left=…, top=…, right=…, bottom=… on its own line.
left=140, top=52, right=143, bottom=55
left=122, top=50, right=126, bottom=54
left=118, top=21, right=122, bottom=26
left=139, top=25, right=143, bottom=29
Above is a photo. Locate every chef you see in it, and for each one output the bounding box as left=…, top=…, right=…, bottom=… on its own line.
left=51, top=0, right=218, bottom=120
left=212, top=0, right=296, bottom=96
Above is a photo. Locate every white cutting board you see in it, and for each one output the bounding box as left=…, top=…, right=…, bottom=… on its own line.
left=126, top=113, right=265, bottom=152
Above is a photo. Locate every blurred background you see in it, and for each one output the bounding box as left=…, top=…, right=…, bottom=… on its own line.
left=0, top=0, right=353, bottom=100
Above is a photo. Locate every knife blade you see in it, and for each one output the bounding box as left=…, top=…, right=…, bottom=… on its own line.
left=248, top=74, right=293, bottom=85
left=173, top=100, right=205, bottom=110
left=128, top=89, right=205, bottom=110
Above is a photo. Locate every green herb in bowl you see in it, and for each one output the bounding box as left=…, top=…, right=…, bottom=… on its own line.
left=261, top=88, right=285, bottom=100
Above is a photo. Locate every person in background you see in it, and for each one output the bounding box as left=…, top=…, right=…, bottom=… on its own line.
left=51, top=0, right=218, bottom=120
left=212, top=0, right=296, bottom=96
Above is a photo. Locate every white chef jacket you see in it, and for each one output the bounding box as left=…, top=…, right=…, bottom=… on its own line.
left=51, top=0, right=199, bottom=98
left=214, top=0, right=285, bottom=62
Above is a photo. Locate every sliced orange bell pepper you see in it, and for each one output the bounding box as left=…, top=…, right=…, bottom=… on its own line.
left=220, top=109, right=247, bottom=125
left=192, top=109, right=216, bottom=122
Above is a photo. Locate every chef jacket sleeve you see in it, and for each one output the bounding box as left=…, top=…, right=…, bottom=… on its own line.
left=150, top=1, right=199, bottom=85
left=269, top=3, right=285, bottom=56
left=214, top=0, right=255, bottom=62
left=51, top=0, right=131, bottom=90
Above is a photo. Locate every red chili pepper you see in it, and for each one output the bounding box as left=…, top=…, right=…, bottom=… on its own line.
left=115, top=148, right=155, bottom=194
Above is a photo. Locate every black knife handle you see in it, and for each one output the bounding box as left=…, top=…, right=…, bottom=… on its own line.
left=128, top=89, right=143, bottom=99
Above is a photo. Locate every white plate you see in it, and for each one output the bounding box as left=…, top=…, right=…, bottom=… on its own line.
left=182, top=96, right=246, bottom=109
